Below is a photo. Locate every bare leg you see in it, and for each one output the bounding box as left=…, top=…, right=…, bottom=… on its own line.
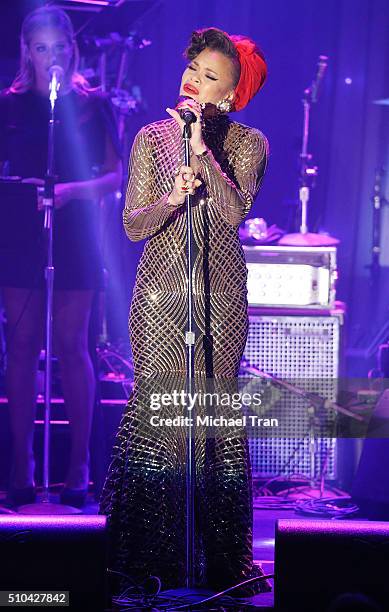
left=1, top=287, right=44, bottom=488
left=53, top=290, right=95, bottom=489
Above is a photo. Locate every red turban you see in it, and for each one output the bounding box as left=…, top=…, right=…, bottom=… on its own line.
left=230, top=35, right=267, bottom=111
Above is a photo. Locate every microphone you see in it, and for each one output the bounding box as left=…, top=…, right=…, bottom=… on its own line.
left=177, top=95, right=197, bottom=124
left=48, top=65, right=64, bottom=109
left=310, top=55, right=328, bottom=103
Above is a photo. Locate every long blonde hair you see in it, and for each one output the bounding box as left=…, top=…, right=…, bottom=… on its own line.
left=10, top=6, right=90, bottom=95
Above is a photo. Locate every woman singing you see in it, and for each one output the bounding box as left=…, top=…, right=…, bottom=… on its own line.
left=100, top=28, right=269, bottom=594
left=0, top=7, right=122, bottom=507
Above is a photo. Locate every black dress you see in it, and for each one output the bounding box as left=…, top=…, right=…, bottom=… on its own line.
left=0, top=89, right=120, bottom=290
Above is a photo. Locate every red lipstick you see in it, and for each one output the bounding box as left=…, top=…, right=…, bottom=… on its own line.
left=183, top=83, right=199, bottom=95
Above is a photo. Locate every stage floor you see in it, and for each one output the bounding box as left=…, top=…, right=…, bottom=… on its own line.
left=91, top=496, right=278, bottom=609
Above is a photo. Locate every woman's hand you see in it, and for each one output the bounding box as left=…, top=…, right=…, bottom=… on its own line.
left=36, top=182, right=77, bottom=210
left=167, top=165, right=202, bottom=207
left=52, top=182, right=77, bottom=209
left=166, top=99, right=207, bottom=156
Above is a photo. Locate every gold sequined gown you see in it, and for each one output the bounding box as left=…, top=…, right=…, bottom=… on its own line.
left=100, top=113, right=269, bottom=593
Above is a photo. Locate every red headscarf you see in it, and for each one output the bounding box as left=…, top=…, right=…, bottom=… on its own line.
left=230, top=35, right=267, bottom=111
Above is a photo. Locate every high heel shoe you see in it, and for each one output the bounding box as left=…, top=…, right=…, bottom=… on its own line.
left=59, top=486, right=88, bottom=509
left=62, top=458, right=90, bottom=508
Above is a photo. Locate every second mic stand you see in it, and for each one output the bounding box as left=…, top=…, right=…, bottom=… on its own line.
left=19, top=81, right=79, bottom=515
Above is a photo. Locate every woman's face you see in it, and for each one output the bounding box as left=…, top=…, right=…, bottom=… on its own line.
left=28, top=27, right=73, bottom=89
left=179, top=47, right=236, bottom=106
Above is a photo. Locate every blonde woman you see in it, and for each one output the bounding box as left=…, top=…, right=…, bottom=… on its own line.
left=0, top=6, right=122, bottom=507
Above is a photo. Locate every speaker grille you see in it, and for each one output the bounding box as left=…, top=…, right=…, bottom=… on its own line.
left=243, top=312, right=342, bottom=479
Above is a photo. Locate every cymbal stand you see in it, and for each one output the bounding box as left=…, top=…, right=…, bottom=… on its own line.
left=279, top=56, right=338, bottom=247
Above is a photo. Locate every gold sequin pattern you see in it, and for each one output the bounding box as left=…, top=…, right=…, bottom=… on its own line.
left=100, top=115, right=270, bottom=594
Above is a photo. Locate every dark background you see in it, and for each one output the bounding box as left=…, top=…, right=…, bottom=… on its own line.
left=1, top=0, right=388, bottom=374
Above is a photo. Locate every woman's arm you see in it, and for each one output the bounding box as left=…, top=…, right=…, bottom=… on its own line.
left=122, top=128, right=179, bottom=242
left=196, top=128, right=269, bottom=227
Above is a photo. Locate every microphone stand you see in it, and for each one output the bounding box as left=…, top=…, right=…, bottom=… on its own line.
left=157, top=114, right=275, bottom=607
left=19, top=76, right=79, bottom=515
left=182, top=120, right=196, bottom=588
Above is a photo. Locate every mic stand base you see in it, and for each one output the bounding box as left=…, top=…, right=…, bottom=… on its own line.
left=16, top=499, right=82, bottom=515
left=115, top=576, right=273, bottom=610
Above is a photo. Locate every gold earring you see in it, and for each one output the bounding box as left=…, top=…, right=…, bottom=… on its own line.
left=216, top=98, right=232, bottom=113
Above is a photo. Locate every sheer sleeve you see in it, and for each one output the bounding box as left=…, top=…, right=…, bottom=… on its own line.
left=98, top=96, right=122, bottom=161
left=123, top=128, right=176, bottom=242
left=196, top=128, right=269, bottom=227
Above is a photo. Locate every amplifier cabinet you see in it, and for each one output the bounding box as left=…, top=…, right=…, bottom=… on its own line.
left=243, top=308, right=344, bottom=480
left=244, top=245, right=337, bottom=308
